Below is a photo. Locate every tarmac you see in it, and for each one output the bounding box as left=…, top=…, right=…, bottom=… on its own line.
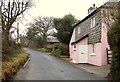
left=60, top=56, right=110, bottom=79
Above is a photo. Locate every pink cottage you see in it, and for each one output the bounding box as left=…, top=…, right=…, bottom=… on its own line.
left=69, top=2, right=119, bottom=66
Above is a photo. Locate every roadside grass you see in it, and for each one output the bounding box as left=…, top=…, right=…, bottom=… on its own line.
left=37, top=48, right=47, bottom=52
left=51, top=49, right=61, bottom=57
left=36, top=46, right=69, bottom=58
left=2, top=49, right=29, bottom=80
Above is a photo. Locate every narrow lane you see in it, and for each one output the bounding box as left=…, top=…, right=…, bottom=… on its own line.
left=14, top=48, right=105, bottom=80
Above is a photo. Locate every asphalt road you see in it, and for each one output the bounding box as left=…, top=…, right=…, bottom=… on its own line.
left=14, top=48, right=105, bottom=80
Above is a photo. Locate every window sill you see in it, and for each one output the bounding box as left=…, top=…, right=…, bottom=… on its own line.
left=90, top=53, right=96, bottom=56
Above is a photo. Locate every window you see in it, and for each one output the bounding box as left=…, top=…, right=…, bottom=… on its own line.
left=74, top=44, right=76, bottom=48
left=91, top=17, right=96, bottom=28
left=78, top=27, right=81, bottom=34
left=91, top=44, right=96, bottom=56
left=73, top=44, right=76, bottom=51
left=92, top=44, right=95, bottom=53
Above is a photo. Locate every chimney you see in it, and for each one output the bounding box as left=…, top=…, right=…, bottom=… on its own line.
left=93, top=4, right=95, bottom=7
left=88, top=4, right=97, bottom=14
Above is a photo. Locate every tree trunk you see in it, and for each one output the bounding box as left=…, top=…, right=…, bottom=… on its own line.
left=2, top=29, right=11, bottom=55
left=42, top=34, right=47, bottom=48
left=3, top=30, right=10, bottom=44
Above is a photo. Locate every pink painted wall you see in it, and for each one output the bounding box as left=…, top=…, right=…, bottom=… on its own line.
left=69, top=29, right=88, bottom=63
left=72, top=45, right=78, bottom=63
left=101, top=22, right=110, bottom=65
left=69, top=29, right=77, bottom=62
left=78, top=37, right=88, bottom=45
left=88, top=22, right=109, bottom=66
left=88, top=43, right=102, bottom=66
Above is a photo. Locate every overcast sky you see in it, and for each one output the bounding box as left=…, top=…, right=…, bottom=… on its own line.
left=18, top=0, right=109, bottom=34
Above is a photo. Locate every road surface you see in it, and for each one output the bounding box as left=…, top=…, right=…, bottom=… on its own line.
left=14, top=48, right=105, bottom=80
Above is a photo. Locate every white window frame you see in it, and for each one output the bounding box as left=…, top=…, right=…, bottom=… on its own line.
left=91, top=17, right=96, bottom=28
left=73, top=44, right=76, bottom=51
left=78, top=26, right=81, bottom=34
left=90, top=44, right=96, bottom=56
left=74, top=44, right=76, bottom=48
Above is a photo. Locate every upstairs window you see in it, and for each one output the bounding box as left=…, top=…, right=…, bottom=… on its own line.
left=78, top=27, right=81, bottom=34
left=73, top=44, right=76, bottom=51
left=91, top=17, right=96, bottom=28
left=74, top=44, right=76, bottom=48
left=92, top=44, right=96, bottom=53
left=90, top=43, right=96, bottom=56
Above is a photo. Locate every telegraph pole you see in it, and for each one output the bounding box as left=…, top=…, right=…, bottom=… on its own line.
left=17, top=22, right=20, bottom=43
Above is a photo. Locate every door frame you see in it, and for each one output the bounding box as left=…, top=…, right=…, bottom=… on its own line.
left=78, top=45, right=88, bottom=63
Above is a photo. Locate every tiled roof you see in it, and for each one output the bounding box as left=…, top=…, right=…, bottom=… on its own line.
left=47, top=36, right=59, bottom=43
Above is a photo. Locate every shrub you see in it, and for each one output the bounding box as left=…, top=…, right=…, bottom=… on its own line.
left=37, top=48, right=47, bottom=52
left=107, top=22, right=120, bottom=81
left=51, top=49, right=61, bottom=57
left=108, top=25, right=120, bottom=49
left=58, top=44, right=69, bottom=55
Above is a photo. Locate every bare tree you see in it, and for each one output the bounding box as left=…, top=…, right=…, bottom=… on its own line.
left=27, top=16, right=53, bottom=48
left=101, top=1, right=119, bottom=29
left=1, top=0, right=32, bottom=48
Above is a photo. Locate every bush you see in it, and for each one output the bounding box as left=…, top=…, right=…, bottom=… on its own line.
left=58, top=44, right=69, bottom=55
left=37, top=48, right=47, bottom=52
left=108, top=25, right=120, bottom=49
left=107, top=22, right=120, bottom=81
left=51, top=49, right=61, bottom=57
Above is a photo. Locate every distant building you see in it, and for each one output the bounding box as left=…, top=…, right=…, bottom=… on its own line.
left=47, top=36, right=59, bottom=43
left=46, top=36, right=60, bottom=51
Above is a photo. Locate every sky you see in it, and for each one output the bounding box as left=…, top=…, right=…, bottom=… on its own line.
left=18, top=0, right=109, bottom=34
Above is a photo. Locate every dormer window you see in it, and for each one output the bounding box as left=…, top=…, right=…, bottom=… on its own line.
left=91, top=17, right=96, bottom=28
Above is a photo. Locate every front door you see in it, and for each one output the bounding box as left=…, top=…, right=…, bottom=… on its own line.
left=78, top=45, right=88, bottom=63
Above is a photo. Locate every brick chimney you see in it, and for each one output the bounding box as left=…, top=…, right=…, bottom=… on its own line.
left=88, top=4, right=97, bottom=14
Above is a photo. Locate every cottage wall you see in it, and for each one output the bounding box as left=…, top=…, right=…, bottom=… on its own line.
left=69, top=2, right=120, bottom=66
left=69, top=29, right=76, bottom=59
left=88, top=43, right=102, bottom=66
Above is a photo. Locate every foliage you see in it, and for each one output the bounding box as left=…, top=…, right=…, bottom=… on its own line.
left=20, top=35, right=29, bottom=47
left=107, top=24, right=120, bottom=48
left=36, top=37, right=45, bottom=48
left=51, top=49, right=61, bottom=57
left=26, top=27, right=38, bottom=42
left=53, top=14, right=78, bottom=45
left=26, top=16, right=54, bottom=48
left=107, top=20, right=120, bottom=81
left=37, top=48, right=47, bottom=52
left=2, top=40, right=21, bottom=55
left=58, top=44, right=69, bottom=55
left=102, top=2, right=120, bottom=80
left=2, top=49, right=29, bottom=80
left=28, top=41, right=38, bottom=49
left=51, top=44, right=69, bottom=57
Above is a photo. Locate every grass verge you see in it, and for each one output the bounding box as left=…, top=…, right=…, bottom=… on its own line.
left=2, top=49, right=29, bottom=80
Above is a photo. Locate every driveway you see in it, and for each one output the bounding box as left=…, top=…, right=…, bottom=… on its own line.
left=14, top=48, right=105, bottom=80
